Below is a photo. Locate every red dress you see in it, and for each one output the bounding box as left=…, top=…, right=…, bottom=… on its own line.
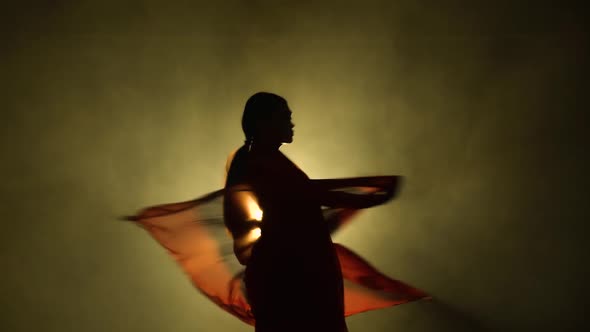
left=125, top=145, right=429, bottom=330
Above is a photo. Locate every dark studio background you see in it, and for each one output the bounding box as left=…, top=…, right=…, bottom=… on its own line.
left=1, top=1, right=587, bottom=331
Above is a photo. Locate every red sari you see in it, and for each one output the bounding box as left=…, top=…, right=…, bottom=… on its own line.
left=124, top=147, right=429, bottom=330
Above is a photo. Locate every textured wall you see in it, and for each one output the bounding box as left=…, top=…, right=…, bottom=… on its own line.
left=1, top=1, right=586, bottom=331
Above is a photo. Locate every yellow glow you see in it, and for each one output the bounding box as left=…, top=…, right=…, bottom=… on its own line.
left=242, top=193, right=262, bottom=244
left=244, top=194, right=263, bottom=221
left=246, top=227, right=262, bottom=242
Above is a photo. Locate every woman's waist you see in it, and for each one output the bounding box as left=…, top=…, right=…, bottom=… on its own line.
left=252, top=236, right=335, bottom=258
left=259, top=220, right=329, bottom=237
left=254, top=226, right=332, bottom=252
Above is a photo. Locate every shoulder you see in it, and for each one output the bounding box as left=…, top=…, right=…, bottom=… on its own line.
left=225, top=146, right=272, bottom=185
left=225, top=147, right=241, bottom=174
left=225, top=146, right=249, bottom=185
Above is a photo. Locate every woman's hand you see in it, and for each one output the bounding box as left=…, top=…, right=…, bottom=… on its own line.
left=311, top=176, right=401, bottom=207
left=371, top=186, right=396, bottom=205
left=311, top=176, right=401, bottom=193
left=310, top=176, right=402, bottom=209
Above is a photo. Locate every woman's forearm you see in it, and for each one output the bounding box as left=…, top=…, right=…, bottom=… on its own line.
left=310, top=176, right=400, bottom=191
left=311, top=176, right=401, bottom=208
left=315, top=190, right=391, bottom=209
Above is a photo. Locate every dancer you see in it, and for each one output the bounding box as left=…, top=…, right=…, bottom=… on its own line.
left=125, top=92, right=429, bottom=331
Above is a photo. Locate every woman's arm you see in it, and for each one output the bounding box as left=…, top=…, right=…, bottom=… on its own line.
left=314, top=190, right=392, bottom=209
left=310, top=176, right=401, bottom=209
left=310, top=176, right=400, bottom=192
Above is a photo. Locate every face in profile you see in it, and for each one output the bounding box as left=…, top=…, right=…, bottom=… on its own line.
left=265, top=104, right=295, bottom=144
left=243, top=92, right=296, bottom=146
left=278, top=106, right=295, bottom=143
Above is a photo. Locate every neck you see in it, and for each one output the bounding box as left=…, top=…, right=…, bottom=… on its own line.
left=249, top=140, right=282, bottom=153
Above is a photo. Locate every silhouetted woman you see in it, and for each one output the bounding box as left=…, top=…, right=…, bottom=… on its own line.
left=223, top=92, right=397, bottom=332
left=125, top=91, right=429, bottom=331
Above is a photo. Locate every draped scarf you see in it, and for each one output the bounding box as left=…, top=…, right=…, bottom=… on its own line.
left=123, top=174, right=429, bottom=326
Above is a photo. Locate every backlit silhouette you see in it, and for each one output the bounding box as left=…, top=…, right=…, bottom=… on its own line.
left=125, top=92, right=429, bottom=332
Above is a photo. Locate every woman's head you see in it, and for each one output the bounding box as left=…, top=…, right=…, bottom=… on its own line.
left=242, top=92, right=294, bottom=145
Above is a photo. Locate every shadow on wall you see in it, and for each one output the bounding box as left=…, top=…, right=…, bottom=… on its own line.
left=419, top=299, right=491, bottom=332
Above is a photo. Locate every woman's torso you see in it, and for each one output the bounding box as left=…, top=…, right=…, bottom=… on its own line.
left=225, top=146, right=346, bottom=329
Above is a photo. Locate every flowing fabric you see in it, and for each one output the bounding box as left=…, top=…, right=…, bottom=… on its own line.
left=124, top=177, right=429, bottom=326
